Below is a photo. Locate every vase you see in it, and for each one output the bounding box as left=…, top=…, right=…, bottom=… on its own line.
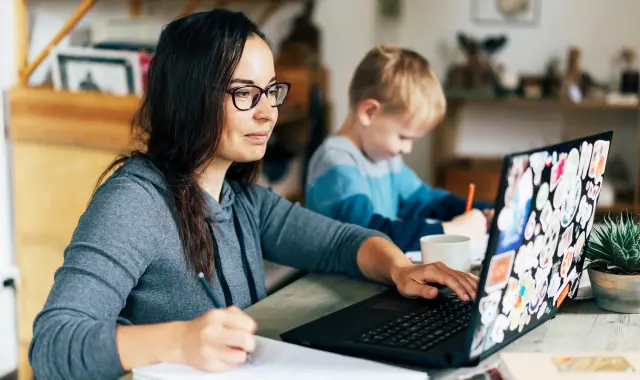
left=588, top=267, right=640, bottom=313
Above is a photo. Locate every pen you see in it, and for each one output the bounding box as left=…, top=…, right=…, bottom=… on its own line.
left=198, top=272, right=253, bottom=364
left=465, top=183, right=475, bottom=212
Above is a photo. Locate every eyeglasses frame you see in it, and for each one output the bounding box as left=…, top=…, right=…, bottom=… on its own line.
left=226, top=81, right=292, bottom=111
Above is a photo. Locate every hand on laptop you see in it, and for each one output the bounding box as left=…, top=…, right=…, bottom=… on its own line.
left=442, top=209, right=487, bottom=239
left=390, top=261, right=479, bottom=302
left=176, top=305, right=257, bottom=372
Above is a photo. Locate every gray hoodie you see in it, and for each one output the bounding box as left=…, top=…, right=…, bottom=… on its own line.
left=29, top=157, right=384, bottom=380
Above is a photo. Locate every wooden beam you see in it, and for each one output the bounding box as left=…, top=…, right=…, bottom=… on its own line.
left=255, top=0, right=283, bottom=27
left=180, top=0, right=202, bottom=16
left=14, top=0, right=29, bottom=85
left=22, top=0, right=96, bottom=82
left=130, top=0, right=143, bottom=17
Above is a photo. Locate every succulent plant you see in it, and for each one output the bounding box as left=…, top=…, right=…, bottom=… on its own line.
left=586, top=212, right=640, bottom=275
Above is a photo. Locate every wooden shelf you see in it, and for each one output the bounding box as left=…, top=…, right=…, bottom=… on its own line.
left=9, top=85, right=308, bottom=152
left=9, top=86, right=138, bottom=152
left=447, top=96, right=640, bottom=110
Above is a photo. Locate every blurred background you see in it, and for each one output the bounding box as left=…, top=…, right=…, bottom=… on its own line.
left=1, top=0, right=639, bottom=379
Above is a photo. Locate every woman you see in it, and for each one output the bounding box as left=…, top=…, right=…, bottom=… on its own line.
left=29, top=8, right=479, bottom=380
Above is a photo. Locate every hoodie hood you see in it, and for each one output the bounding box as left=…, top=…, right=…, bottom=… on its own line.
left=117, top=156, right=235, bottom=222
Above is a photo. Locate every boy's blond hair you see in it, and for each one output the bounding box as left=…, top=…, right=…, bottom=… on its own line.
left=348, top=44, right=446, bottom=126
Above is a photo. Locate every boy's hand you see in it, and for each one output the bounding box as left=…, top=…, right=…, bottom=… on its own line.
left=482, top=209, right=495, bottom=230
left=442, top=209, right=487, bottom=239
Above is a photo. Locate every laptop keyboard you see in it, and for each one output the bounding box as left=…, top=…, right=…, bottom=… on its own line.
left=354, top=295, right=473, bottom=351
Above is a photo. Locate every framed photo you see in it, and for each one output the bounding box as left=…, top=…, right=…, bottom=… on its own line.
left=471, top=0, right=541, bottom=26
left=51, top=47, right=143, bottom=96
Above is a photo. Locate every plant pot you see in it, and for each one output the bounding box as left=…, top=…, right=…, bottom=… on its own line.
left=588, top=267, right=640, bottom=313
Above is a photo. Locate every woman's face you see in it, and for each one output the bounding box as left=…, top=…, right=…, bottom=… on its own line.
left=217, top=36, right=278, bottom=164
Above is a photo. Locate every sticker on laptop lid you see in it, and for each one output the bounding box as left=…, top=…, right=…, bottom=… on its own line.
left=501, top=277, right=519, bottom=315
left=579, top=141, right=593, bottom=180
left=484, top=250, right=515, bottom=293
left=560, top=177, right=581, bottom=227
left=577, top=195, right=592, bottom=229
left=479, top=290, right=502, bottom=325
left=555, top=281, right=571, bottom=308
left=536, top=182, right=549, bottom=210
left=540, top=201, right=553, bottom=232
left=550, top=152, right=567, bottom=191
left=489, top=314, right=509, bottom=344
left=573, top=231, right=585, bottom=262
left=589, top=140, right=610, bottom=184
left=529, top=151, right=548, bottom=186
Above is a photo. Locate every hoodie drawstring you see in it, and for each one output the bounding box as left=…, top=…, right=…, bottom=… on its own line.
left=205, top=211, right=258, bottom=307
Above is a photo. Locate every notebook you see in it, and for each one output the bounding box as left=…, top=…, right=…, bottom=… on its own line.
left=498, top=352, right=640, bottom=379
left=132, top=335, right=429, bottom=380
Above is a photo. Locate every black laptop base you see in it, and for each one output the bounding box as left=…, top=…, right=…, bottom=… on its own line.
left=280, top=288, right=477, bottom=369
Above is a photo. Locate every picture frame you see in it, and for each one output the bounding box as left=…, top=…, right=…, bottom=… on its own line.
left=51, top=47, right=143, bottom=96
left=471, top=0, right=541, bottom=26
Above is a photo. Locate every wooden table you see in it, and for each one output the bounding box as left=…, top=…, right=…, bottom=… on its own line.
left=245, top=273, right=640, bottom=379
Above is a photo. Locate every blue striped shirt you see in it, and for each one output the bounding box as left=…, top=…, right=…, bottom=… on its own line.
left=305, top=136, right=491, bottom=251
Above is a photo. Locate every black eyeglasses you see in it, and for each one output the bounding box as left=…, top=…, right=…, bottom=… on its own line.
left=226, top=82, right=291, bottom=111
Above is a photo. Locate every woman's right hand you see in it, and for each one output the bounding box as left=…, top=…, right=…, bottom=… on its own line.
left=178, top=306, right=258, bottom=372
left=442, top=209, right=487, bottom=239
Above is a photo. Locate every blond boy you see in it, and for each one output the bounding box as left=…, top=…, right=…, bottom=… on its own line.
left=305, top=45, right=493, bottom=252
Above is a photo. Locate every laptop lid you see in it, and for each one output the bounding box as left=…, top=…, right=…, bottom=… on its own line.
left=463, top=131, right=613, bottom=364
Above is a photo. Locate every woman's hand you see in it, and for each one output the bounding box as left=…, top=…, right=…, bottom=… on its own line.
left=177, top=306, right=258, bottom=372
left=390, top=261, right=479, bottom=302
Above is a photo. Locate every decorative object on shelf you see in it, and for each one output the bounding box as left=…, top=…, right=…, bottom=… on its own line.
left=542, top=56, right=562, bottom=98
left=585, top=213, right=640, bottom=313
left=560, top=47, right=585, bottom=103
left=89, top=16, right=164, bottom=50
left=494, top=64, right=520, bottom=97
left=471, top=0, right=540, bottom=26
left=276, top=0, right=321, bottom=67
left=619, top=47, right=639, bottom=95
left=445, top=32, right=508, bottom=98
left=560, top=46, right=606, bottom=102
left=51, top=47, right=143, bottom=96
left=519, top=75, right=543, bottom=99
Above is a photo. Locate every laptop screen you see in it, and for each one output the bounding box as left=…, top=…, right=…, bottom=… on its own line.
left=466, top=131, right=613, bottom=362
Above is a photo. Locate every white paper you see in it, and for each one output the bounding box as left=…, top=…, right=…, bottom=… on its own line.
left=133, top=336, right=428, bottom=380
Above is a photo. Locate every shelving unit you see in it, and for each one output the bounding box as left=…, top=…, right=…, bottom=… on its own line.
left=435, top=96, right=640, bottom=219
left=447, top=96, right=640, bottom=110
left=9, top=2, right=316, bottom=380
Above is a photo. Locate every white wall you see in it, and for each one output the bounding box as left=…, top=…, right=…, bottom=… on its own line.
left=396, top=0, right=640, bottom=183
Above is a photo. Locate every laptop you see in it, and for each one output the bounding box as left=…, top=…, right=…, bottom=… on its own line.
left=281, top=131, right=613, bottom=369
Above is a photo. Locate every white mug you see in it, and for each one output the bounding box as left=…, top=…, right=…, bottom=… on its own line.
left=420, top=234, right=472, bottom=273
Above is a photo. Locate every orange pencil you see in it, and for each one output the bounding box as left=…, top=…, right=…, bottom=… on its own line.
left=465, top=183, right=475, bottom=212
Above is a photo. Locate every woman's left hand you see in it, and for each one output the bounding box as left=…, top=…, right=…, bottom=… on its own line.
left=390, top=262, right=479, bottom=302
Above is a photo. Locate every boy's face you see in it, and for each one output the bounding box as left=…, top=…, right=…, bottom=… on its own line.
left=357, top=101, right=437, bottom=162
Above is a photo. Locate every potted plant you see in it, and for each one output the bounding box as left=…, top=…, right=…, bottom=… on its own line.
left=585, top=213, right=640, bottom=313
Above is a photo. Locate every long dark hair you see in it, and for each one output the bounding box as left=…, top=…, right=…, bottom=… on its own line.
left=96, top=9, right=268, bottom=280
